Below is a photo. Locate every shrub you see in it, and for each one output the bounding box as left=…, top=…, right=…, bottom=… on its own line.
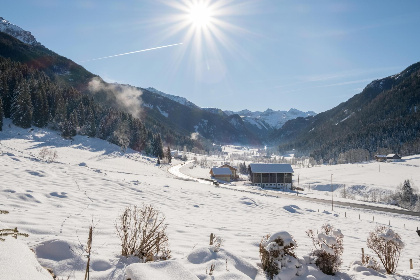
left=39, top=147, right=58, bottom=162
left=362, top=255, right=380, bottom=271
left=367, top=225, right=404, bottom=274
left=306, top=224, right=344, bottom=275
left=115, top=204, right=170, bottom=261
left=0, top=210, right=29, bottom=241
left=259, top=231, right=300, bottom=279
left=209, top=233, right=223, bottom=252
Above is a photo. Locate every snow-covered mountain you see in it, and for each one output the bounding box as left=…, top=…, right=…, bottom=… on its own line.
left=225, top=108, right=317, bottom=130
left=146, top=87, right=199, bottom=109
left=0, top=17, right=40, bottom=46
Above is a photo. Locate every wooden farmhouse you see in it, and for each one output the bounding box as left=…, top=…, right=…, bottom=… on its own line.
left=386, top=154, right=401, bottom=161
left=249, top=163, right=294, bottom=188
left=210, top=167, right=232, bottom=182
left=220, top=164, right=239, bottom=180
left=374, top=155, right=387, bottom=162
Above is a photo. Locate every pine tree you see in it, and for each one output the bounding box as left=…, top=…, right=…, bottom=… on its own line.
left=0, top=96, right=3, bottom=131
left=11, top=80, right=33, bottom=128
left=165, top=147, right=172, bottom=163
left=154, top=134, right=164, bottom=159
left=31, top=84, right=49, bottom=127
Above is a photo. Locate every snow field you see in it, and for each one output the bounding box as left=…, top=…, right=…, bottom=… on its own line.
left=1, top=121, right=420, bottom=279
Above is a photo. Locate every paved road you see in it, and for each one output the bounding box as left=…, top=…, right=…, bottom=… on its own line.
left=169, top=162, right=420, bottom=218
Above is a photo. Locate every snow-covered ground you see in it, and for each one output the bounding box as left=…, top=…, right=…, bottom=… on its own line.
left=1, top=119, right=420, bottom=280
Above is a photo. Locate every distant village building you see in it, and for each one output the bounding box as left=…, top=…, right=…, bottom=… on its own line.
left=220, top=164, right=239, bottom=180
left=374, top=155, right=387, bottom=162
left=386, top=154, right=401, bottom=161
left=210, top=167, right=232, bottom=182
left=375, top=154, right=401, bottom=162
left=249, top=163, right=294, bottom=188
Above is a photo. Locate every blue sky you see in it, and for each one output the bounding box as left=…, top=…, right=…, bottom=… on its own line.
left=3, top=0, right=420, bottom=113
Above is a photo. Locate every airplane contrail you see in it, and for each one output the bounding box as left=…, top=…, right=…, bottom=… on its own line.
left=81, top=42, right=183, bottom=62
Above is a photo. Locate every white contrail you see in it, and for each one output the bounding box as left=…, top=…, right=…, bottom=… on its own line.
left=81, top=42, right=183, bottom=62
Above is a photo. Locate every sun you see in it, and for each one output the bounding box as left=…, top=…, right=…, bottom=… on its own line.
left=187, top=2, right=213, bottom=29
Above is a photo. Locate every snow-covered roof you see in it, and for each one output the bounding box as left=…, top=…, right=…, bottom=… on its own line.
left=386, top=154, right=400, bottom=158
left=249, top=163, right=294, bottom=174
left=211, top=167, right=232, bottom=176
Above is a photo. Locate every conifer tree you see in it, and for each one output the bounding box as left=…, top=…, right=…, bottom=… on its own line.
left=0, top=96, right=3, bottom=131
left=31, top=84, right=49, bottom=127
left=165, top=147, right=172, bottom=163
left=154, top=133, right=164, bottom=159
left=11, top=80, right=33, bottom=128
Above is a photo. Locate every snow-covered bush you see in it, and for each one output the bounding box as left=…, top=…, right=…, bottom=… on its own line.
left=362, top=254, right=380, bottom=271
left=306, top=224, right=344, bottom=275
left=115, top=204, right=171, bottom=262
left=209, top=233, right=223, bottom=252
left=39, top=147, right=58, bottom=162
left=259, top=231, right=302, bottom=279
left=367, top=225, right=404, bottom=274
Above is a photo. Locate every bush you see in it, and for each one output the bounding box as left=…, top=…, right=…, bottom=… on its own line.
left=115, top=204, right=171, bottom=261
left=39, top=147, right=58, bottom=162
left=259, top=231, right=301, bottom=279
left=367, top=225, right=404, bottom=274
left=306, top=224, right=344, bottom=275
left=362, top=255, right=380, bottom=271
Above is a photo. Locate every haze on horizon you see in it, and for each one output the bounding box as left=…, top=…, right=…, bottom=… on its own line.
left=2, top=0, right=420, bottom=114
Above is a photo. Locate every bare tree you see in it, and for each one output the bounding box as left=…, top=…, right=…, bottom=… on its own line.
left=367, top=225, right=404, bottom=274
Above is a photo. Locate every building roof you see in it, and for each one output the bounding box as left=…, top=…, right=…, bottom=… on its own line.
left=220, top=164, right=237, bottom=170
left=211, top=167, right=232, bottom=176
left=386, top=154, right=400, bottom=158
left=249, top=163, right=294, bottom=173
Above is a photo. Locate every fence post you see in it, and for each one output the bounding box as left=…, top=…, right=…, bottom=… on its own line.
left=410, top=259, right=413, bottom=269
left=345, top=212, right=346, bottom=218
left=361, top=248, right=365, bottom=263
left=373, top=216, right=374, bottom=222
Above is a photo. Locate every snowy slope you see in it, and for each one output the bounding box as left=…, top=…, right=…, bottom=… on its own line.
left=1, top=119, right=420, bottom=280
left=0, top=17, right=40, bottom=45
left=146, top=87, right=199, bottom=109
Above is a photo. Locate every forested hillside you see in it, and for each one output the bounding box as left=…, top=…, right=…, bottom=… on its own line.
left=0, top=56, right=197, bottom=158
left=274, top=62, right=420, bottom=162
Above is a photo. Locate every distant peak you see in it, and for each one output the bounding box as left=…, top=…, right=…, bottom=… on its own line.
left=0, top=16, right=40, bottom=46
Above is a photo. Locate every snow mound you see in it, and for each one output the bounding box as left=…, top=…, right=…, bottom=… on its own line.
left=0, top=238, right=53, bottom=280
left=125, top=260, right=199, bottom=280
left=35, top=239, right=75, bottom=261
left=185, top=247, right=259, bottom=280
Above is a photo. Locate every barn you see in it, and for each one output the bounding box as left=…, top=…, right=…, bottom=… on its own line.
left=249, top=163, right=294, bottom=188
left=386, top=154, right=401, bottom=161
left=220, top=164, right=239, bottom=180
left=210, top=167, right=232, bottom=182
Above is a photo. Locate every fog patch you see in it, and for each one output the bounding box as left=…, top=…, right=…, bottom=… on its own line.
left=88, top=77, right=142, bottom=118
left=191, top=132, right=200, bottom=140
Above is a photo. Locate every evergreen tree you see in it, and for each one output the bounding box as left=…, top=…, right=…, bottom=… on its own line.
left=85, top=106, right=97, bottom=137
left=31, top=84, right=49, bottom=127
left=0, top=96, right=3, bottom=131
left=165, top=147, right=172, bottom=163
left=11, top=80, right=33, bottom=128
left=154, top=133, right=164, bottom=159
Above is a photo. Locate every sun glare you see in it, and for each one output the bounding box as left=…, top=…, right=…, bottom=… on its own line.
left=188, top=3, right=213, bottom=28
